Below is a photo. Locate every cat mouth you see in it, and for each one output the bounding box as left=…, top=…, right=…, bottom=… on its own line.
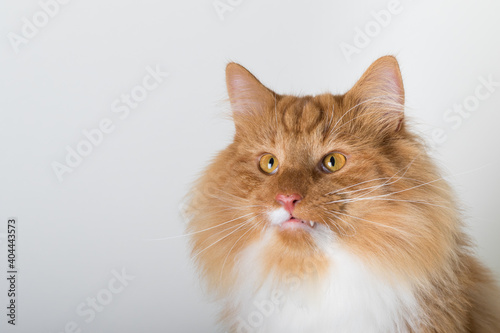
left=268, top=208, right=317, bottom=231
left=281, top=216, right=317, bottom=230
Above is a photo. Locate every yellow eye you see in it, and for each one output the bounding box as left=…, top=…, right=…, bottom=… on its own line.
left=259, top=154, right=279, bottom=174
left=322, top=152, right=346, bottom=173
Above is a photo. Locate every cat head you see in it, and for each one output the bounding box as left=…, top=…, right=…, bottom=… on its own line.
left=188, top=56, right=458, bottom=292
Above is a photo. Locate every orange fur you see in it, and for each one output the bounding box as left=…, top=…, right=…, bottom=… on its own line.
left=186, top=56, right=500, bottom=332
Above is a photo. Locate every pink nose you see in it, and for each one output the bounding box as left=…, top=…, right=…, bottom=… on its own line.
left=276, top=193, right=302, bottom=214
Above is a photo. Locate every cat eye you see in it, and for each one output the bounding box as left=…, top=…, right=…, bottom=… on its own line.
left=321, top=152, right=346, bottom=173
left=259, top=153, right=279, bottom=174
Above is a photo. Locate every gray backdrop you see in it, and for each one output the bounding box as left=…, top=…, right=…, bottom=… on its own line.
left=1, top=0, right=499, bottom=332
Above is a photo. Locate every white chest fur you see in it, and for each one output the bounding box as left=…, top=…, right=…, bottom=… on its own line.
left=228, top=232, right=420, bottom=333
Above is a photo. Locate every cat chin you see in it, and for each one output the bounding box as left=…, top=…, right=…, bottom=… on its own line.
left=227, top=228, right=420, bottom=333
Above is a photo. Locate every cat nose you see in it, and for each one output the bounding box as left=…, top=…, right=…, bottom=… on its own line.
left=276, top=193, right=302, bottom=214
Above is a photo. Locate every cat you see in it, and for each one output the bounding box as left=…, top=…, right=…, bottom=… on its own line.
left=186, top=56, right=500, bottom=333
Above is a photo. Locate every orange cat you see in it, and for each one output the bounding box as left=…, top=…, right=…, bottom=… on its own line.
left=187, top=56, right=500, bottom=332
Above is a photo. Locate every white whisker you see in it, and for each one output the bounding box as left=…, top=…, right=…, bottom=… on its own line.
left=329, top=95, right=404, bottom=138
left=191, top=216, right=256, bottom=261
left=143, top=212, right=254, bottom=241
left=325, top=211, right=357, bottom=237
left=219, top=214, right=264, bottom=281
left=331, top=210, right=414, bottom=237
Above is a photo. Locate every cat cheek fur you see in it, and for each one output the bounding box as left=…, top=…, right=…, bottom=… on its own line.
left=187, top=56, right=500, bottom=332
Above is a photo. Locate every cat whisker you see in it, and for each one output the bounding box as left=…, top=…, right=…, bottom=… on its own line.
left=326, top=153, right=425, bottom=208
left=213, top=188, right=252, bottom=201
left=359, top=163, right=491, bottom=201
left=328, top=95, right=404, bottom=138
left=319, top=217, right=336, bottom=235
left=207, top=192, right=268, bottom=212
left=143, top=212, right=254, bottom=241
left=206, top=193, right=247, bottom=206
left=324, top=212, right=357, bottom=237
left=331, top=105, right=404, bottom=137
left=349, top=154, right=421, bottom=198
left=219, top=214, right=264, bottom=281
left=210, top=204, right=267, bottom=211
left=274, top=92, right=279, bottom=127
left=180, top=218, right=255, bottom=272
left=191, top=215, right=258, bottom=261
left=323, top=212, right=349, bottom=237
left=336, top=176, right=440, bottom=196
left=330, top=96, right=387, bottom=135
left=328, top=163, right=491, bottom=208
left=326, top=177, right=398, bottom=196
left=329, top=197, right=452, bottom=210
left=326, top=153, right=420, bottom=197
left=329, top=210, right=415, bottom=237
left=323, top=102, right=336, bottom=134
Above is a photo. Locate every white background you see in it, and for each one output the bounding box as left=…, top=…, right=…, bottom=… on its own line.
left=1, top=0, right=499, bottom=332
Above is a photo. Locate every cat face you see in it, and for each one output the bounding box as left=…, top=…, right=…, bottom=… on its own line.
left=188, top=57, right=457, bottom=291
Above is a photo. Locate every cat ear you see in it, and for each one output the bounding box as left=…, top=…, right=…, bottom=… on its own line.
left=345, top=56, right=405, bottom=133
left=225, top=63, right=275, bottom=119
